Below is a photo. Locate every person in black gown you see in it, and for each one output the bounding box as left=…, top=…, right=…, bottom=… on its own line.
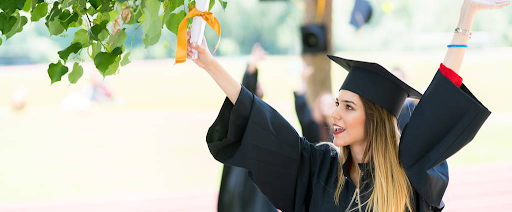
left=217, top=45, right=334, bottom=212
left=185, top=1, right=508, bottom=211
left=217, top=43, right=277, bottom=212
left=294, top=62, right=334, bottom=143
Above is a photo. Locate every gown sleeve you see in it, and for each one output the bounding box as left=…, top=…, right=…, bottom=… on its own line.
left=207, top=86, right=336, bottom=212
left=242, top=67, right=258, bottom=94
left=294, top=92, right=320, bottom=143
left=399, top=70, right=491, bottom=208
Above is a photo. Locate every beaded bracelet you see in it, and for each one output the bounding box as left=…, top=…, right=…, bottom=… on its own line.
left=454, top=27, right=472, bottom=38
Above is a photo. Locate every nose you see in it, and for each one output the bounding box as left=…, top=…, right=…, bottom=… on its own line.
left=331, top=106, right=341, bottom=121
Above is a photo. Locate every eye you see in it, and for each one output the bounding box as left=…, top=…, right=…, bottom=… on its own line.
left=345, top=104, right=353, bottom=110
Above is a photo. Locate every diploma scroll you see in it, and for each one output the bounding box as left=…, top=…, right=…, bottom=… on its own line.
left=189, top=0, right=210, bottom=59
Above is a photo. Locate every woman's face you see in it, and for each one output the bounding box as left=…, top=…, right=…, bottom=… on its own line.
left=331, top=90, right=366, bottom=147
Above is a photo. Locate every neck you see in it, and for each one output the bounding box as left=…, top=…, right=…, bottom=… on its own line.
left=349, top=142, right=367, bottom=165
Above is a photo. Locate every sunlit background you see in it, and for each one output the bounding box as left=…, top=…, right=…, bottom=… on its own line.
left=1, top=0, right=512, bottom=211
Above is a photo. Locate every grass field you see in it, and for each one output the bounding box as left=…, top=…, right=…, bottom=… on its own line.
left=0, top=49, right=511, bottom=210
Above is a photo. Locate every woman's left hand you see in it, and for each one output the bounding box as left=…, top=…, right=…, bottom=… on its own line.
left=464, top=0, right=510, bottom=11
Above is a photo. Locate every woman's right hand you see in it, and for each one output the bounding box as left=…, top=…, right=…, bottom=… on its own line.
left=187, top=31, right=215, bottom=70
left=463, top=0, right=510, bottom=11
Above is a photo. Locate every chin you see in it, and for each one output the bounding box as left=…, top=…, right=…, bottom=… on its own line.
left=333, top=138, right=349, bottom=147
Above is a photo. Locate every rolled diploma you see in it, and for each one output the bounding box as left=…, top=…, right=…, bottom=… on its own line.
left=190, top=0, right=210, bottom=59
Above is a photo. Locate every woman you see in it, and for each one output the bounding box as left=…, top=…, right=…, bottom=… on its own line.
left=186, top=0, right=507, bottom=211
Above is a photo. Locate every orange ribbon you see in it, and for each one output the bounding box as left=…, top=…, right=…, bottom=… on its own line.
left=175, top=6, right=221, bottom=64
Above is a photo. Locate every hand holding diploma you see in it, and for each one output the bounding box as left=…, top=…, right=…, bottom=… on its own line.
left=175, top=0, right=221, bottom=64
left=187, top=31, right=214, bottom=70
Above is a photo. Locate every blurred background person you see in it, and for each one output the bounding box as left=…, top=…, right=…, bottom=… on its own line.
left=294, top=61, right=334, bottom=143
left=390, top=67, right=419, bottom=132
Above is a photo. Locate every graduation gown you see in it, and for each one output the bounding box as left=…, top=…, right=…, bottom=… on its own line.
left=217, top=68, right=277, bottom=212
left=207, top=70, right=490, bottom=212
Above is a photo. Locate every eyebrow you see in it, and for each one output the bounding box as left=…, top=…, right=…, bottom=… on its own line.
left=336, top=98, right=357, bottom=106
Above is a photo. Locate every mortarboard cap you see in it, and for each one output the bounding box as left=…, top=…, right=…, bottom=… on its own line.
left=327, top=55, right=422, bottom=117
left=301, top=24, right=328, bottom=54
left=350, top=0, right=373, bottom=29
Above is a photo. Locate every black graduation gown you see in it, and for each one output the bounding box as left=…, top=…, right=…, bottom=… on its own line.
left=207, top=70, right=490, bottom=212
left=217, top=68, right=277, bottom=212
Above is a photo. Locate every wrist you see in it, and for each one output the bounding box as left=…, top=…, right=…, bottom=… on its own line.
left=247, top=63, right=257, bottom=73
left=204, top=57, right=219, bottom=73
left=459, top=2, right=477, bottom=29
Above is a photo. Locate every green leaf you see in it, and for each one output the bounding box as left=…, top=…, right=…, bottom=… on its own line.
left=30, top=2, right=48, bottom=22
left=68, top=17, right=83, bottom=28
left=0, top=0, right=27, bottom=16
left=48, top=60, right=69, bottom=84
left=108, top=29, right=127, bottom=49
left=165, top=10, right=185, bottom=35
left=143, top=30, right=161, bottom=47
left=47, top=20, right=64, bottom=35
left=109, top=9, right=119, bottom=21
left=68, top=62, right=84, bottom=84
left=72, top=0, right=87, bottom=15
left=187, top=14, right=193, bottom=27
left=162, top=0, right=172, bottom=25
left=0, top=12, right=17, bottom=35
left=98, top=29, right=109, bottom=41
left=111, top=46, right=123, bottom=55
left=90, top=20, right=108, bottom=41
left=87, top=5, right=98, bottom=16
left=58, top=42, right=82, bottom=62
left=94, top=0, right=115, bottom=13
left=217, top=0, right=227, bottom=11
left=134, top=7, right=144, bottom=23
left=60, top=0, right=74, bottom=8
left=142, top=0, right=163, bottom=47
left=163, top=0, right=184, bottom=23
left=89, top=0, right=101, bottom=9
left=94, top=47, right=123, bottom=76
left=0, top=37, right=3, bottom=46
left=22, top=0, right=31, bottom=12
left=73, top=29, right=90, bottom=47
left=104, top=55, right=121, bottom=76
left=91, top=42, right=102, bottom=59
left=31, top=0, right=43, bottom=10
left=93, top=12, right=110, bottom=24
left=5, top=13, right=28, bottom=39
left=120, top=51, right=131, bottom=66
left=46, top=2, right=62, bottom=23
left=58, top=10, right=79, bottom=29
left=208, top=0, right=215, bottom=11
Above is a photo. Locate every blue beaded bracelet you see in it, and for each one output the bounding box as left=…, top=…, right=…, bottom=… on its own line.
left=447, top=44, right=468, bottom=48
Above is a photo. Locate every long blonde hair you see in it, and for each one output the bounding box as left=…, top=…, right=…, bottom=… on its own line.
left=333, top=96, right=414, bottom=212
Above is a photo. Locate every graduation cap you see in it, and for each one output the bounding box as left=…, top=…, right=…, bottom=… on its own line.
left=301, top=24, right=328, bottom=54
left=350, top=0, right=373, bottom=29
left=327, top=55, right=422, bottom=117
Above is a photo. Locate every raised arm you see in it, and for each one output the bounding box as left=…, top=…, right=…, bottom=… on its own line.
left=442, top=0, right=510, bottom=74
left=187, top=33, right=241, bottom=104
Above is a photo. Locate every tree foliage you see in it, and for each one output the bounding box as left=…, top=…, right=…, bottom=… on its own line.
left=0, top=0, right=228, bottom=84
